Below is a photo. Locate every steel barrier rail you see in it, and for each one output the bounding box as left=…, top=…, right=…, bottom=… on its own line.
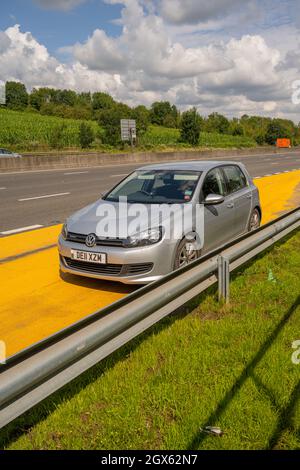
left=0, top=207, right=299, bottom=429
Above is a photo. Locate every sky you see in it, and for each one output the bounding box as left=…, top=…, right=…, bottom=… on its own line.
left=0, top=0, right=300, bottom=121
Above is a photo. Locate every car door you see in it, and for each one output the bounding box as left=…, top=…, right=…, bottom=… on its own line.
left=222, top=165, right=252, bottom=237
left=200, top=167, right=236, bottom=252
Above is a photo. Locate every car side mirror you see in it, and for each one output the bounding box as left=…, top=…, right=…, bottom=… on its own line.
left=204, top=194, right=225, bottom=205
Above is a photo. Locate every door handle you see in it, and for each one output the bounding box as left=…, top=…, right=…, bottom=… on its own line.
left=226, top=203, right=234, bottom=208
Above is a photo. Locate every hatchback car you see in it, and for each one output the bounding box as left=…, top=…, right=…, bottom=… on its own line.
left=0, top=148, right=21, bottom=158
left=58, top=161, right=261, bottom=284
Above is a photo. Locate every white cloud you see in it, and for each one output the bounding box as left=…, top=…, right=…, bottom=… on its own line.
left=72, top=0, right=232, bottom=79
left=0, top=25, right=123, bottom=95
left=0, top=0, right=299, bottom=121
left=72, top=29, right=127, bottom=73
left=0, top=31, right=11, bottom=54
left=33, top=0, right=87, bottom=11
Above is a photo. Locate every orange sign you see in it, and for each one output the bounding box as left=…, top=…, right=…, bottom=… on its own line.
left=276, top=138, right=291, bottom=148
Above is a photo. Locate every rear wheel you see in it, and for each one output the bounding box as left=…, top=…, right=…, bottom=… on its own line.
left=174, top=238, right=200, bottom=270
left=248, top=208, right=261, bottom=231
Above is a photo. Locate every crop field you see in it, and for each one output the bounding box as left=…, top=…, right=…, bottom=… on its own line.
left=0, top=108, right=257, bottom=152
left=0, top=108, right=99, bottom=150
left=140, top=125, right=256, bottom=148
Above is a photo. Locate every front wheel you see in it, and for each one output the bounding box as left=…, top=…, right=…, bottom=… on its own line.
left=173, top=238, right=200, bottom=270
left=248, top=208, right=261, bottom=231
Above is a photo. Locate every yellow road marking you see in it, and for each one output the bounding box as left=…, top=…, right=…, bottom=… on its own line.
left=0, top=224, right=62, bottom=260
left=254, top=170, right=300, bottom=224
left=0, top=247, right=134, bottom=357
left=0, top=171, right=299, bottom=358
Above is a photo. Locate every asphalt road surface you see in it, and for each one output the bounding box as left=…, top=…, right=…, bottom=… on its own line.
left=1, top=151, right=300, bottom=233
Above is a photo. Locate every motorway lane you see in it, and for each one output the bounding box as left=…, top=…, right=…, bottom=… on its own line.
left=0, top=170, right=300, bottom=358
left=1, top=151, right=300, bottom=233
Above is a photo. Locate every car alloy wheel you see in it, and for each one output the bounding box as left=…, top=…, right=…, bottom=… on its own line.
left=174, top=238, right=199, bottom=269
left=249, top=208, right=261, bottom=231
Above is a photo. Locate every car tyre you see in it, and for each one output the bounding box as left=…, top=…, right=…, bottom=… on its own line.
left=248, top=208, right=261, bottom=231
left=173, top=237, right=200, bottom=270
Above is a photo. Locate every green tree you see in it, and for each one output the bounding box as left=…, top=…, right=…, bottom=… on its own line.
left=77, top=92, right=92, bottom=107
left=231, top=123, right=244, bottom=136
left=132, top=105, right=150, bottom=135
left=180, top=108, right=201, bottom=146
left=150, top=101, right=178, bottom=127
left=265, top=120, right=291, bottom=145
left=6, top=81, right=28, bottom=109
left=30, top=87, right=53, bottom=110
left=92, top=92, right=115, bottom=111
left=49, top=123, right=66, bottom=149
left=79, top=122, right=94, bottom=148
left=206, top=112, right=230, bottom=134
left=255, top=133, right=265, bottom=145
left=99, top=103, right=131, bottom=146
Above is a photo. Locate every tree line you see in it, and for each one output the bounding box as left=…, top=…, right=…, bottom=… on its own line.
left=2, top=81, right=300, bottom=148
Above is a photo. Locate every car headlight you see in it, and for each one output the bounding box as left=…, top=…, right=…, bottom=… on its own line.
left=61, top=223, right=68, bottom=241
left=124, top=227, right=162, bottom=248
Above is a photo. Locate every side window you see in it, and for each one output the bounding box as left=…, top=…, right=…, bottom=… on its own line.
left=223, top=166, right=247, bottom=194
left=202, top=168, right=226, bottom=200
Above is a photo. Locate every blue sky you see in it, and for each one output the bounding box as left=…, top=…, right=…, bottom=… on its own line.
left=0, top=0, right=299, bottom=120
left=0, top=0, right=122, bottom=54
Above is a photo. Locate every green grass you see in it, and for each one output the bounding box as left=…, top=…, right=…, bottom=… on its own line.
left=0, top=108, right=99, bottom=151
left=1, top=230, right=299, bottom=450
left=140, top=125, right=257, bottom=149
left=0, top=108, right=256, bottom=152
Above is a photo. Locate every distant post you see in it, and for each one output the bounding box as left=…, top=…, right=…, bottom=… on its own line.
left=121, top=119, right=137, bottom=147
left=0, top=81, right=6, bottom=105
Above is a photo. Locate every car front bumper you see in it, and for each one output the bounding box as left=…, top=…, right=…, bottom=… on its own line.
left=58, top=235, right=175, bottom=284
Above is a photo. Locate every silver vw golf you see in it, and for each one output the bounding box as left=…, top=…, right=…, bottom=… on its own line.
left=58, top=161, right=261, bottom=284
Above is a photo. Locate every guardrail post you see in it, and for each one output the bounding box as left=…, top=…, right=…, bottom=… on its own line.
left=218, top=256, right=230, bottom=304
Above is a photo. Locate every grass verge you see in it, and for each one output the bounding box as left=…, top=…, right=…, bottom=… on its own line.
left=1, top=230, right=300, bottom=450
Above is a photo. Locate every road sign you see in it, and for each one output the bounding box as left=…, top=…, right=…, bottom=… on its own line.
left=0, top=81, right=5, bottom=105
left=276, top=138, right=291, bottom=148
left=121, top=119, right=137, bottom=144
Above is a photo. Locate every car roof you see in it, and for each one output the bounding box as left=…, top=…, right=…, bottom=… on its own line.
left=137, top=160, right=243, bottom=172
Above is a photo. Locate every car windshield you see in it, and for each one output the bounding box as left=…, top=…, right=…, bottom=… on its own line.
left=104, top=170, right=201, bottom=204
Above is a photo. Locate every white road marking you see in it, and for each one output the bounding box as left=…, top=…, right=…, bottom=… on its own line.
left=0, top=225, right=43, bottom=235
left=18, top=192, right=70, bottom=202
left=253, top=168, right=300, bottom=179
left=110, top=174, right=128, bottom=178
left=64, top=171, right=89, bottom=175
left=0, top=187, right=6, bottom=190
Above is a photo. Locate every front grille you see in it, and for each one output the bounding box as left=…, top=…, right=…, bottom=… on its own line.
left=67, top=232, right=86, bottom=244
left=126, top=263, right=154, bottom=275
left=67, top=232, right=124, bottom=247
left=64, top=257, right=122, bottom=275
left=63, top=257, right=154, bottom=277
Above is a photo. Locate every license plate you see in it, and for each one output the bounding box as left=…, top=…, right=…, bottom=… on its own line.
left=70, top=250, right=107, bottom=264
